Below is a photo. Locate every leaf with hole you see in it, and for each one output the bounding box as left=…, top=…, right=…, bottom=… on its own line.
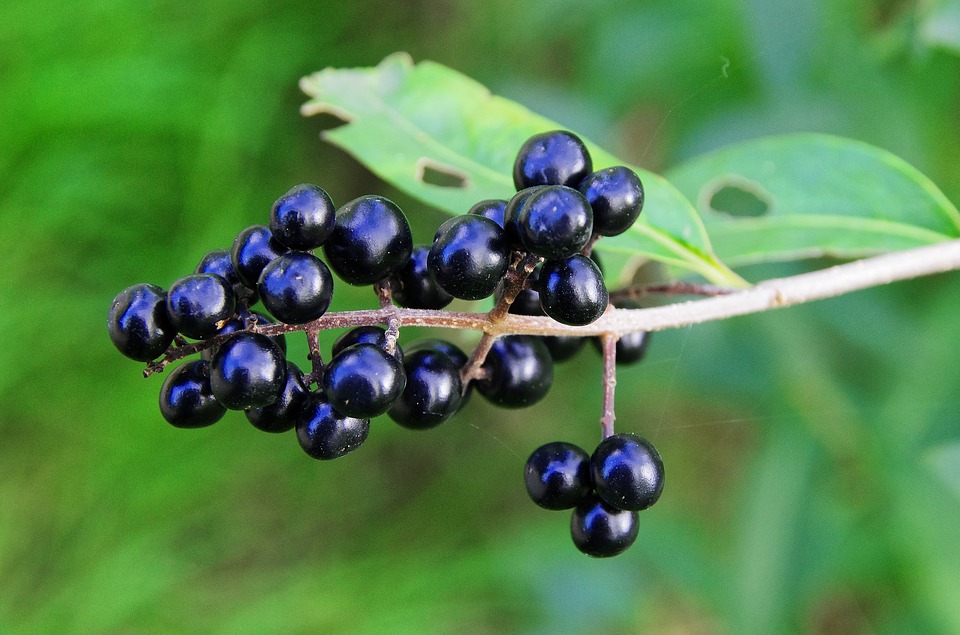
left=299, top=53, right=745, bottom=287
left=665, top=133, right=960, bottom=267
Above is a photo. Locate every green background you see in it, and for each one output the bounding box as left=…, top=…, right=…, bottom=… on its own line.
left=2, top=1, right=959, bottom=633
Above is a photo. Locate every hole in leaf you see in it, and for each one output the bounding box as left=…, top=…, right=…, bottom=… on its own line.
left=708, top=181, right=771, bottom=217
left=416, top=158, right=469, bottom=189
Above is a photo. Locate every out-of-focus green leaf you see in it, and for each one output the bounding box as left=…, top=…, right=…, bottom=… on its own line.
left=666, top=134, right=960, bottom=266
left=920, top=0, right=960, bottom=54
left=299, top=53, right=745, bottom=286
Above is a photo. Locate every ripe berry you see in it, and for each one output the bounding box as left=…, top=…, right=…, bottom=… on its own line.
left=592, top=331, right=652, bottom=365
left=158, top=360, right=226, bottom=428
left=107, top=283, right=176, bottom=361
left=391, top=244, right=453, bottom=310
left=428, top=215, right=510, bottom=301
left=322, top=343, right=406, bottom=419
left=524, top=442, right=592, bottom=510
left=504, top=273, right=585, bottom=363
left=517, top=185, right=593, bottom=259
left=503, top=186, right=541, bottom=247
left=231, top=225, right=290, bottom=288
left=467, top=199, right=507, bottom=227
left=245, top=362, right=309, bottom=433
left=539, top=254, right=608, bottom=326
left=406, top=339, right=468, bottom=369
left=570, top=495, right=639, bottom=558
left=257, top=251, right=334, bottom=324
left=332, top=326, right=403, bottom=364
left=591, top=433, right=664, bottom=511
left=297, top=394, right=370, bottom=460
left=513, top=130, right=593, bottom=190
left=476, top=335, right=553, bottom=408
left=209, top=332, right=286, bottom=410
left=166, top=273, right=236, bottom=339
left=195, top=249, right=257, bottom=305
left=270, top=183, right=335, bottom=250
left=323, top=195, right=413, bottom=285
left=579, top=166, right=644, bottom=237
left=388, top=349, right=463, bottom=430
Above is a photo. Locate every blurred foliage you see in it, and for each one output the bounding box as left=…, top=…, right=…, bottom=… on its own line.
left=1, top=0, right=959, bottom=633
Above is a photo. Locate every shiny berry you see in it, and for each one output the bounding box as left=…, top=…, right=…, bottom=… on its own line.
left=405, top=339, right=468, bottom=369
left=391, top=244, right=453, bottom=310
left=297, top=395, right=370, bottom=460
left=166, top=273, right=236, bottom=339
left=476, top=335, right=553, bottom=408
left=524, top=442, right=591, bottom=510
left=503, top=186, right=541, bottom=247
left=231, top=225, right=289, bottom=288
left=517, top=185, right=593, bottom=259
left=591, top=433, right=665, bottom=511
left=257, top=251, right=334, bottom=324
left=323, top=195, right=413, bottom=285
left=388, top=349, right=463, bottom=430
left=107, top=283, right=176, bottom=361
left=428, top=215, right=510, bottom=301
left=158, top=360, right=226, bottom=428
left=245, top=362, right=309, bottom=433
left=593, top=331, right=652, bottom=365
left=332, top=326, right=403, bottom=364
left=504, top=272, right=585, bottom=363
left=467, top=199, right=507, bottom=227
left=539, top=255, right=608, bottom=326
left=579, top=166, right=644, bottom=237
left=209, top=332, right=285, bottom=410
left=570, top=495, right=639, bottom=558
left=196, top=249, right=257, bottom=304
left=322, top=343, right=406, bottom=419
left=513, top=130, right=593, bottom=190
left=270, top=183, right=335, bottom=250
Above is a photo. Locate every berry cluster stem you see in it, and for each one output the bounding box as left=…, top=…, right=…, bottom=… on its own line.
left=599, top=333, right=618, bottom=438
left=305, top=327, right=323, bottom=386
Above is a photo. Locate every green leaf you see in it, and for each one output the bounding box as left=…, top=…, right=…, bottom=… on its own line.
left=665, top=133, right=960, bottom=266
left=299, top=52, right=745, bottom=287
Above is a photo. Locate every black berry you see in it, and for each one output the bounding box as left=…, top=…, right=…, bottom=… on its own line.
left=513, top=130, right=593, bottom=190
left=322, top=343, right=406, bottom=419
left=166, top=273, right=236, bottom=340
left=196, top=249, right=257, bottom=305
left=297, top=394, right=370, bottom=460
left=231, top=225, right=289, bottom=288
left=504, top=271, right=586, bottom=363
left=467, top=199, right=507, bottom=227
left=593, top=331, right=651, bottom=365
left=591, top=433, right=664, bottom=511
left=332, top=326, right=403, bottom=364
left=107, top=283, right=176, bottom=361
left=270, top=183, right=336, bottom=250
left=539, top=254, right=608, bottom=326
left=209, top=332, right=286, bottom=410
left=158, top=360, right=226, bottom=428
left=476, top=335, right=553, bottom=408
left=503, top=186, right=541, bottom=248
left=245, top=362, right=309, bottom=433
left=388, top=349, right=463, bottom=430
left=517, top=185, right=593, bottom=259
left=391, top=244, right=453, bottom=310
left=428, top=215, right=510, bottom=301
left=570, top=495, right=639, bottom=558
left=257, top=251, right=334, bottom=324
left=579, top=166, right=644, bottom=237
left=524, top=442, right=592, bottom=510
left=323, top=195, right=413, bottom=285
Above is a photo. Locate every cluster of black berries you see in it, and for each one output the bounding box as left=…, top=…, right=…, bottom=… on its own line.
left=525, top=434, right=664, bottom=558
left=107, top=129, right=661, bottom=556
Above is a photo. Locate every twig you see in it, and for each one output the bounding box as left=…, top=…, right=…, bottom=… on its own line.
left=608, top=282, right=736, bottom=303
left=304, top=327, right=323, bottom=387
left=599, top=333, right=618, bottom=438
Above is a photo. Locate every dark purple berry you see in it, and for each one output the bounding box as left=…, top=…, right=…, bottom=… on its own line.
left=332, top=326, right=403, bottom=364
left=428, top=215, right=510, bottom=301
left=570, top=495, right=639, bottom=558
left=503, top=186, right=541, bottom=248
left=166, top=273, right=236, bottom=339
left=592, top=331, right=651, bottom=365
left=257, top=251, right=334, bottom=324
left=513, top=130, right=593, bottom=190
left=323, top=195, right=413, bottom=285
left=297, top=395, right=370, bottom=460
left=524, top=442, right=592, bottom=510
left=231, top=225, right=289, bottom=288
left=476, top=335, right=553, bottom=409
left=591, top=433, right=664, bottom=511
left=503, top=270, right=585, bottom=363
left=270, top=183, right=336, bottom=250
left=245, top=362, right=309, bottom=433
left=391, top=244, right=453, bottom=310
left=196, top=249, right=257, bottom=304
left=388, top=349, right=463, bottom=430
left=539, top=255, right=608, bottom=326
left=158, top=360, right=226, bottom=428
left=579, top=166, right=644, bottom=237
left=107, top=283, right=176, bottom=361
left=322, top=343, right=406, bottom=419
left=209, top=332, right=286, bottom=410
left=467, top=199, right=507, bottom=227
left=517, top=185, right=593, bottom=259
